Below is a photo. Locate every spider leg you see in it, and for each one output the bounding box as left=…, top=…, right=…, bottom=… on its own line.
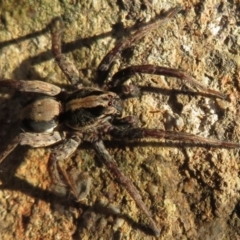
left=92, top=139, right=160, bottom=237
left=0, top=79, right=61, bottom=96
left=19, top=131, right=64, bottom=147
left=112, top=115, right=140, bottom=128
left=0, top=131, right=63, bottom=164
left=0, top=135, right=20, bottom=164
left=96, top=6, right=181, bottom=87
left=108, top=65, right=227, bottom=99
left=110, top=127, right=240, bottom=148
left=48, top=134, right=90, bottom=200
left=51, top=17, right=91, bottom=87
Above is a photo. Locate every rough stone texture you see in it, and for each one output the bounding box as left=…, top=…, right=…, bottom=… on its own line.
left=0, top=0, right=240, bottom=239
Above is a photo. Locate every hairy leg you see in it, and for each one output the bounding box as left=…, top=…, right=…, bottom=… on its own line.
left=0, top=131, right=63, bottom=164
left=110, top=127, right=240, bottom=148
left=92, top=139, right=160, bottom=237
left=0, top=79, right=61, bottom=96
left=51, top=17, right=91, bottom=87
left=96, top=6, right=181, bottom=86
left=48, top=134, right=91, bottom=200
left=108, top=65, right=227, bottom=99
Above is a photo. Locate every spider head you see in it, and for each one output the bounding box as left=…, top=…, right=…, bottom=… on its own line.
left=105, top=93, right=123, bottom=116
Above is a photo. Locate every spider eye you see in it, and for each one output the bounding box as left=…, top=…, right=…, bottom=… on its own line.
left=108, top=101, right=112, bottom=106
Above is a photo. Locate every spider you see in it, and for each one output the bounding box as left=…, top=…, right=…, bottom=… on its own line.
left=0, top=6, right=239, bottom=237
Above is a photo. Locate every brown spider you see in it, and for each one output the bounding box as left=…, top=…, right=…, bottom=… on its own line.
left=0, top=6, right=239, bottom=237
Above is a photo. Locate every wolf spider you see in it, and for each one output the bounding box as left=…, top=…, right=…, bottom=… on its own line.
left=0, top=6, right=239, bottom=237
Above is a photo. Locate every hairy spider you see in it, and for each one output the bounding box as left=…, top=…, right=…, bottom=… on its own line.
left=0, top=6, right=239, bottom=237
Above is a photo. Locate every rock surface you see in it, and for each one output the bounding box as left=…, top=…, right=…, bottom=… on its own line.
left=0, top=0, right=240, bottom=239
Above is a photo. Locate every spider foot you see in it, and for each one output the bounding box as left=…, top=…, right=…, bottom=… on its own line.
left=50, top=17, right=64, bottom=57
left=50, top=167, right=92, bottom=201
left=69, top=171, right=92, bottom=201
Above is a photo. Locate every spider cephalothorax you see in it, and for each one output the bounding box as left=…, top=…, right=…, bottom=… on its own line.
left=63, top=88, right=123, bottom=130
left=0, top=6, right=239, bottom=237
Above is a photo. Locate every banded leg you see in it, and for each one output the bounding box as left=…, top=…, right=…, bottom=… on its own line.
left=48, top=134, right=91, bottom=200
left=0, top=79, right=61, bottom=96
left=108, top=65, right=227, bottom=99
left=0, top=131, right=63, bottom=164
left=51, top=17, right=91, bottom=86
left=92, top=139, right=160, bottom=237
left=110, top=128, right=240, bottom=148
left=96, top=6, right=181, bottom=86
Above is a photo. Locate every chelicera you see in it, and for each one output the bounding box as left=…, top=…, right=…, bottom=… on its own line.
left=0, top=6, right=239, bottom=237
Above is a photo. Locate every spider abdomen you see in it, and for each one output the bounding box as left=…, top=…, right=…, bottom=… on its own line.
left=21, top=97, right=62, bottom=133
